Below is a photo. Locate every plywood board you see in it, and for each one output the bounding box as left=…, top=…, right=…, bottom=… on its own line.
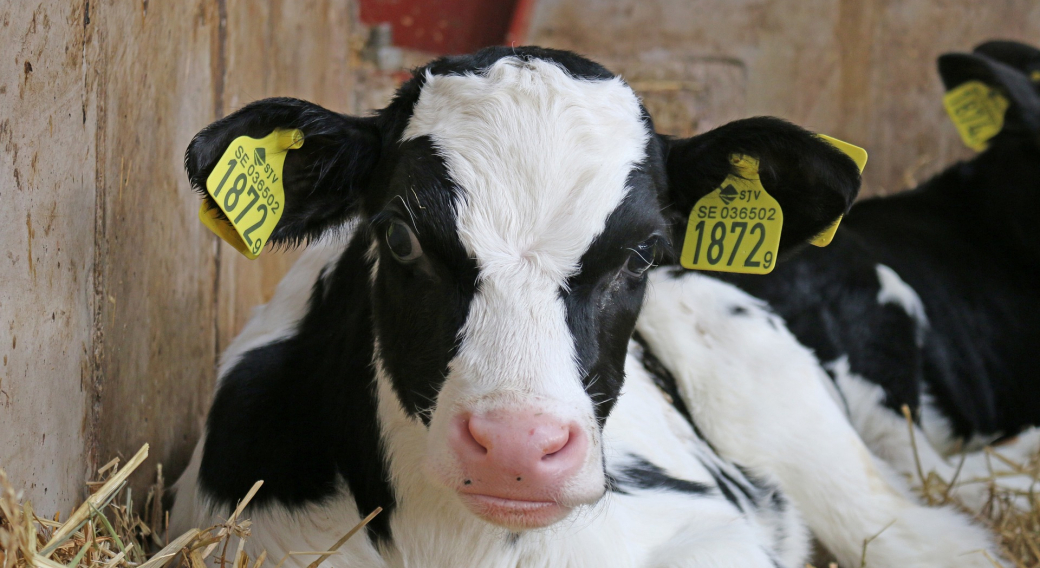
left=90, top=0, right=220, bottom=495
left=529, top=0, right=1040, bottom=197
left=216, top=0, right=354, bottom=353
left=0, top=1, right=97, bottom=517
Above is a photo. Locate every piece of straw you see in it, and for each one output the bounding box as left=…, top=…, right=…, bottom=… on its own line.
left=40, top=445, right=149, bottom=557
left=303, top=507, right=382, bottom=568
left=135, top=529, right=199, bottom=568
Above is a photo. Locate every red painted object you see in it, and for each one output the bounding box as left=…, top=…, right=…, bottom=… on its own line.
left=359, top=0, right=527, bottom=55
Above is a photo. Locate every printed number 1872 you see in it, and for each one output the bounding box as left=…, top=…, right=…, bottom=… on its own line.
left=208, top=153, right=268, bottom=252
left=690, top=220, right=773, bottom=270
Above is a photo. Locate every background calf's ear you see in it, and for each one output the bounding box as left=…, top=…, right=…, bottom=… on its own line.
left=664, top=117, right=861, bottom=258
left=938, top=52, right=1040, bottom=135
left=186, top=97, right=382, bottom=246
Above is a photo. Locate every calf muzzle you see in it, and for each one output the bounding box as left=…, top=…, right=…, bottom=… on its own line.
left=448, top=407, right=589, bottom=529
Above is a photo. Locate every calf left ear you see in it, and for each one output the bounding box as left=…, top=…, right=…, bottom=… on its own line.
left=186, top=97, right=382, bottom=247
left=663, top=116, right=861, bottom=257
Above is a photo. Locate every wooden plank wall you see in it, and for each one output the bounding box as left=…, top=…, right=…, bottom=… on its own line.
left=1, top=0, right=1038, bottom=520
left=0, top=0, right=360, bottom=517
left=0, top=1, right=98, bottom=515
left=528, top=0, right=1040, bottom=197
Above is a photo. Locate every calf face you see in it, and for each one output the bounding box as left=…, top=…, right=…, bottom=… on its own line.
left=185, top=46, right=860, bottom=530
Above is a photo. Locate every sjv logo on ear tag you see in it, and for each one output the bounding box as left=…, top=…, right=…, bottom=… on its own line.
left=810, top=134, right=869, bottom=247
left=943, top=80, right=1009, bottom=151
left=680, top=155, right=783, bottom=275
left=199, top=128, right=304, bottom=259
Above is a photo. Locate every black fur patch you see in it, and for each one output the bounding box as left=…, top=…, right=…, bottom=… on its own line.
left=726, top=96, right=1040, bottom=440
left=198, top=235, right=397, bottom=543
left=565, top=166, right=669, bottom=424
left=366, top=137, right=477, bottom=423
left=613, top=455, right=713, bottom=495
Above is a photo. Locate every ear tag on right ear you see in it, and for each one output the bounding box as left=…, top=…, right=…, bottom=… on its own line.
left=943, top=80, right=1009, bottom=151
left=199, top=128, right=304, bottom=259
left=809, top=134, right=869, bottom=247
left=680, top=155, right=783, bottom=275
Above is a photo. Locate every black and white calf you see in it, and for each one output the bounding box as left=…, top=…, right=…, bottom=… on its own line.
left=171, top=47, right=999, bottom=567
left=728, top=41, right=1040, bottom=512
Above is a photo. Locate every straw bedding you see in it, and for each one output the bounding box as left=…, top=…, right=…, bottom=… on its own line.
left=1, top=436, right=1036, bottom=568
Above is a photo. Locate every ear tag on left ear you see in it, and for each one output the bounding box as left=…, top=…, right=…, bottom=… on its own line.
left=943, top=80, right=1010, bottom=151
left=809, top=134, right=869, bottom=247
left=199, top=128, right=304, bottom=259
left=680, top=155, right=783, bottom=275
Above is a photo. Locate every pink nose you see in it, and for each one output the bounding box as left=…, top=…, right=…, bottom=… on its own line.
left=450, top=409, right=587, bottom=498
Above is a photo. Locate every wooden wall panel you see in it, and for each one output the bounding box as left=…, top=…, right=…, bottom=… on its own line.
left=529, top=0, right=1040, bottom=197
left=0, top=0, right=369, bottom=516
left=91, top=0, right=221, bottom=494
left=0, top=1, right=97, bottom=517
left=216, top=0, right=355, bottom=353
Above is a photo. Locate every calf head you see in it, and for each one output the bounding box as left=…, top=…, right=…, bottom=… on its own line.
left=939, top=42, right=1040, bottom=260
left=940, top=42, right=1040, bottom=146
left=186, top=47, right=860, bottom=531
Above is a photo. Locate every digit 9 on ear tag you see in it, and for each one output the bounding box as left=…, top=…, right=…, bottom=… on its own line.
left=198, top=128, right=304, bottom=259
left=680, top=155, right=782, bottom=275
left=943, top=80, right=1009, bottom=151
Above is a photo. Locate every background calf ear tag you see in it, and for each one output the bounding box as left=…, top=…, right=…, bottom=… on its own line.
left=943, top=80, right=1009, bottom=151
left=810, top=134, right=869, bottom=247
left=198, top=128, right=304, bottom=259
left=680, top=155, right=783, bottom=275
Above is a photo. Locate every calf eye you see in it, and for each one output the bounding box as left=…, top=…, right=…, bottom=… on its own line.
left=386, top=220, right=423, bottom=262
left=622, top=239, right=659, bottom=278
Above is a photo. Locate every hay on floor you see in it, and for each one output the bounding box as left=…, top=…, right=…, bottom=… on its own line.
left=0, top=445, right=379, bottom=568
left=1, top=440, right=1036, bottom=567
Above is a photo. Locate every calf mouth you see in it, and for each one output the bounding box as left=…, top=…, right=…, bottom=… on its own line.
left=458, top=491, right=573, bottom=530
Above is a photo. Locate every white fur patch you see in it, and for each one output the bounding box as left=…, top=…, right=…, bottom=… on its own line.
left=403, top=57, right=649, bottom=282
left=403, top=57, right=650, bottom=499
left=827, top=355, right=1039, bottom=517
left=875, top=264, right=928, bottom=343
left=636, top=271, right=1000, bottom=568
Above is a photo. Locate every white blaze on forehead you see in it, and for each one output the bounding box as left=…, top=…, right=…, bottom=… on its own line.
left=402, top=56, right=650, bottom=282
left=405, top=58, right=647, bottom=500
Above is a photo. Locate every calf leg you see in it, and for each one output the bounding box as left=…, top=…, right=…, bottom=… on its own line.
left=833, top=361, right=1040, bottom=513
left=638, top=271, right=1002, bottom=568
left=645, top=523, right=789, bottom=568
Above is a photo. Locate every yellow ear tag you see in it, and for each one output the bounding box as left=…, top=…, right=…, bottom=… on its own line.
left=809, top=134, right=869, bottom=247
left=680, top=155, right=782, bottom=274
left=943, top=80, right=1010, bottom=151
left=198, top=128, right=304, bottom=259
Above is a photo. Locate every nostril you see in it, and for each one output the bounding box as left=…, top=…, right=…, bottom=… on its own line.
left=540, top=425, right=576, bottom=460
left=464, top=418, right=490, bottom=455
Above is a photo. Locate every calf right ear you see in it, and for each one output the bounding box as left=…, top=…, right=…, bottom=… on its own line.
left=186, top=97, right=382, bottom=245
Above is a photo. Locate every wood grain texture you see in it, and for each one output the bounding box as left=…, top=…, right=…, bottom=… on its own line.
left=529, top=0, right=1040, bottom=197
left=216, top=0, right=355, bottom=353
left=0, top=1, right=97, bottom=517
left=90, top=0, right=221, bottom=497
